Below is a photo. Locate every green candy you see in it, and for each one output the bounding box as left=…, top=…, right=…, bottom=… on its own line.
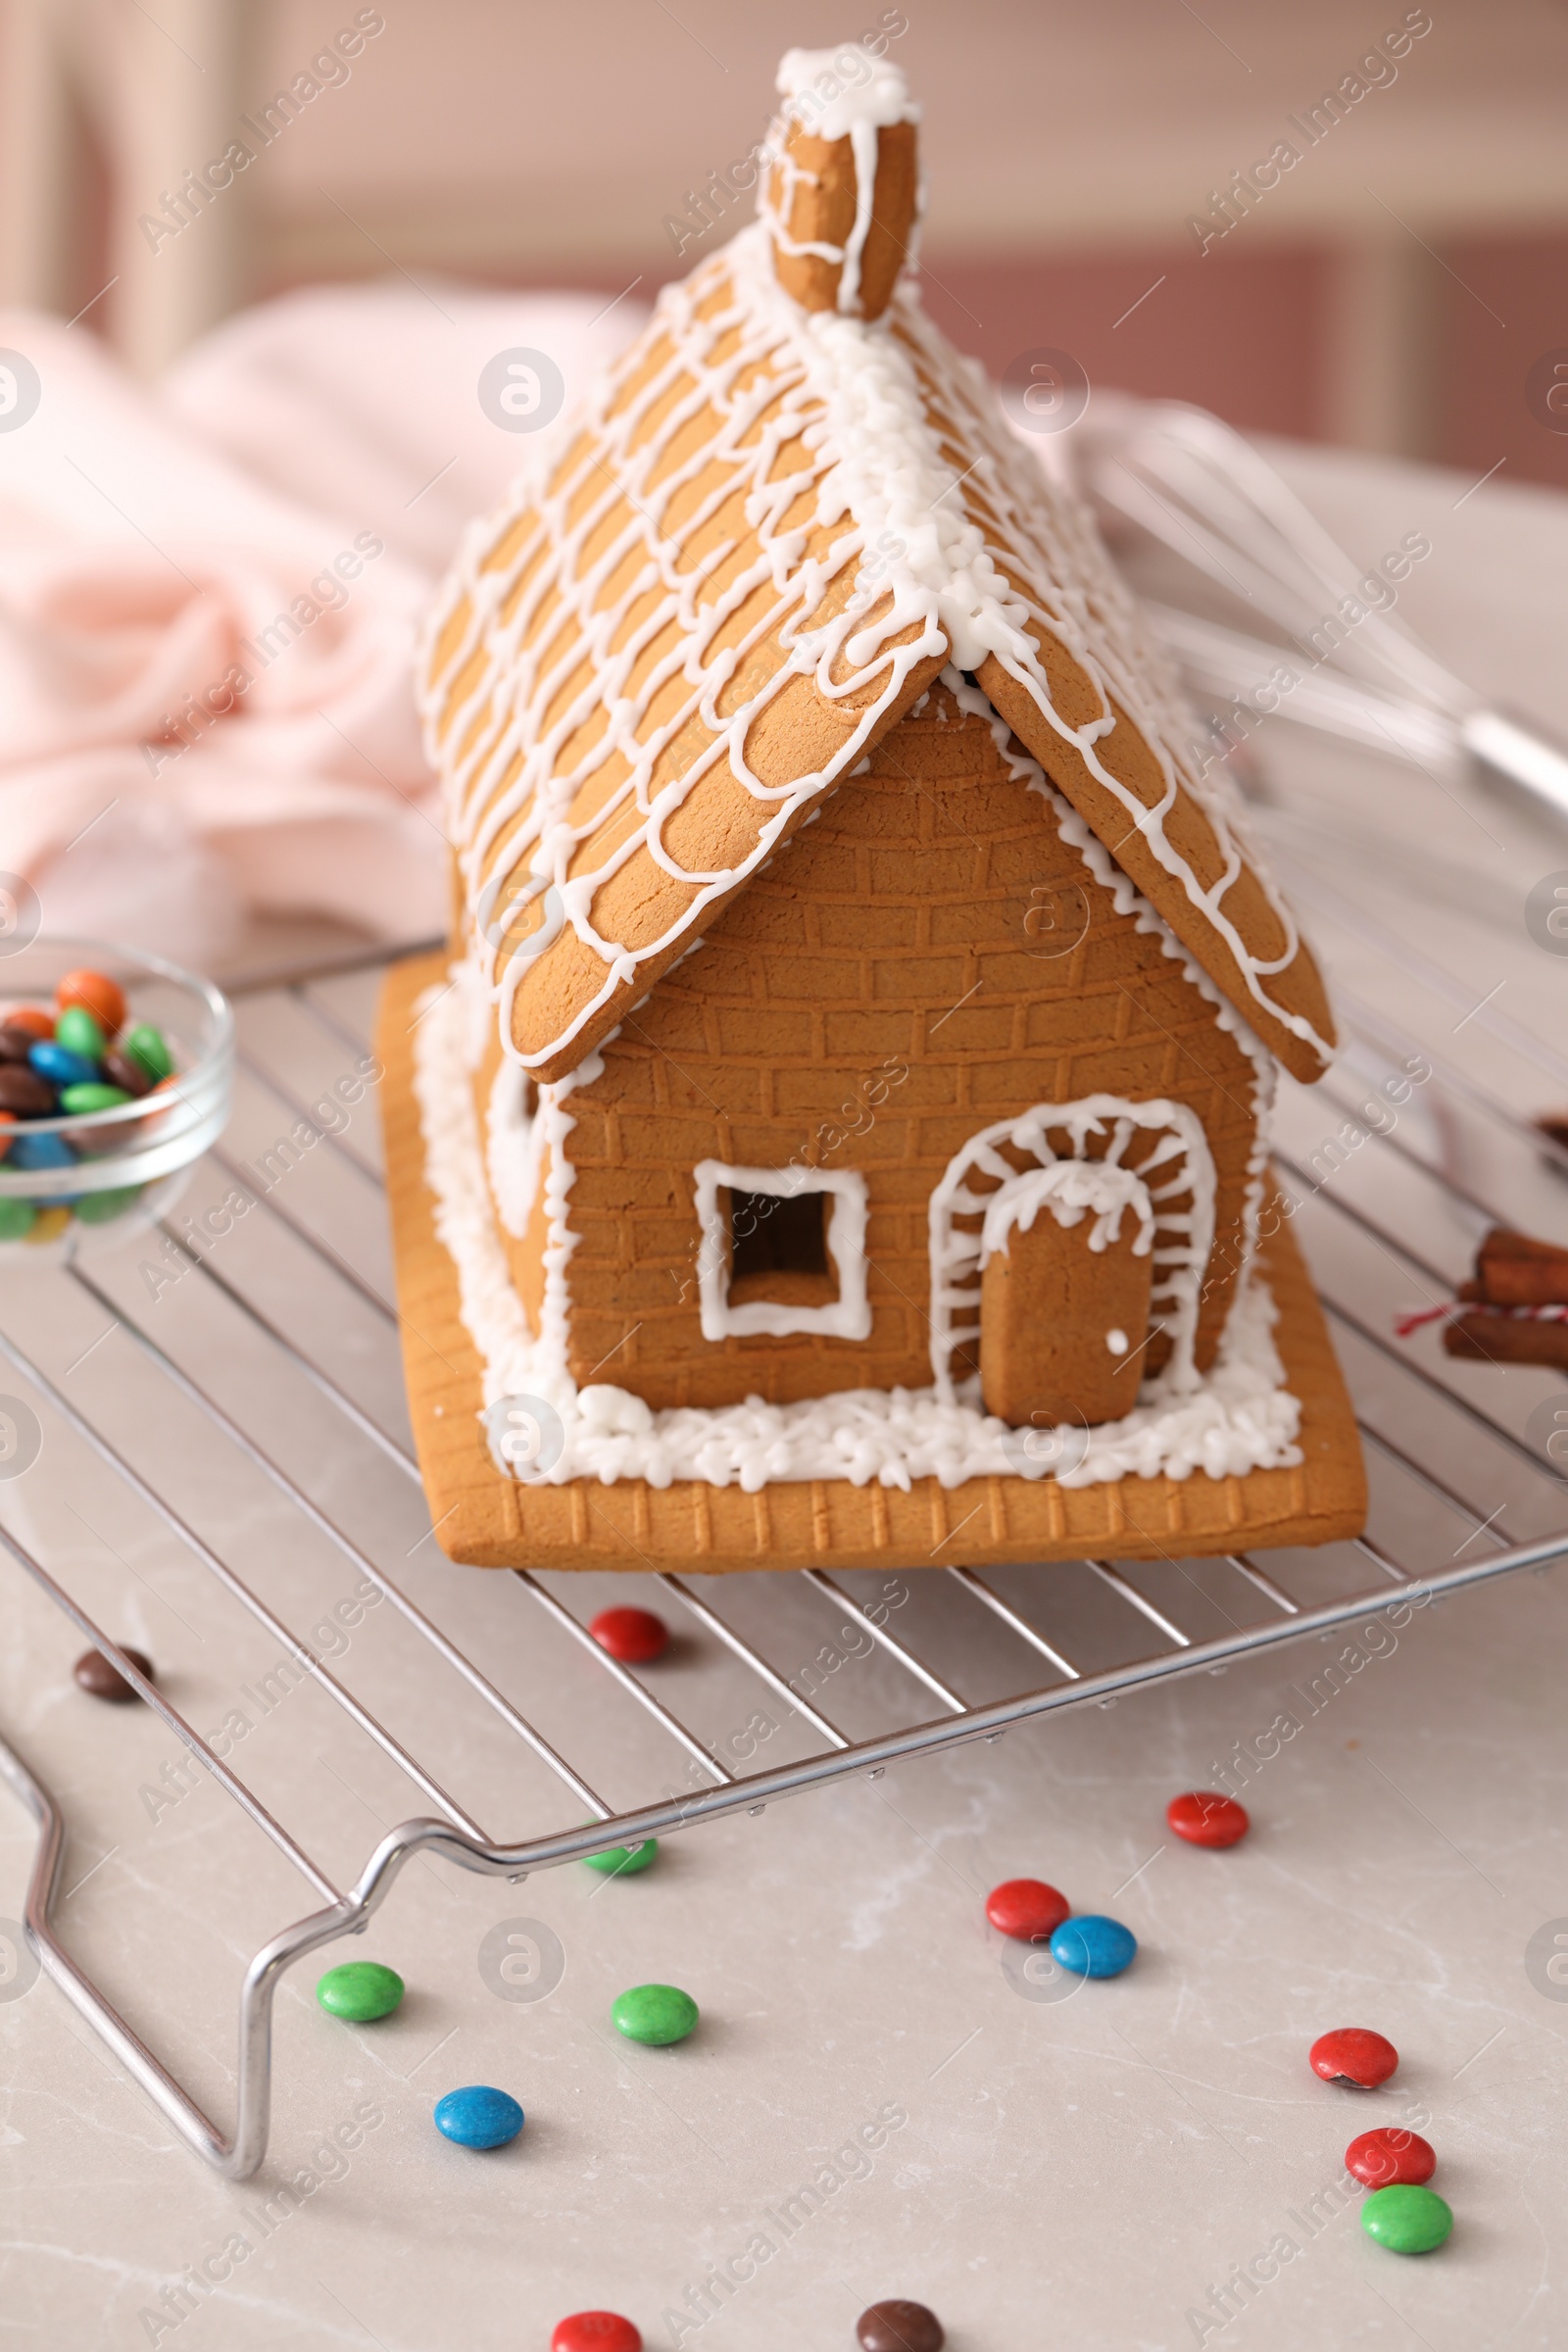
left=1361, top=2185, right=1453, bottom=2253
left=0, top=1199, right=35, bottom=1240
left=122, top=1022, right=173, bottom=1083
left=74, top=1186, right=143, bottom=1224
left=53, top=1004, right=107, bottom=1060
left=584, top=1838, right=658, bottom=1877
left=316, top=1960, right=405, bottom=2022
left=60, top=1083, right=130, bottom=1115
left=612, top=1982, right=698, bottom=2045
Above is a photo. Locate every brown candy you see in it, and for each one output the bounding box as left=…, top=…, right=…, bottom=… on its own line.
left=74, top=1644, right=155, bottom=1702
left=0, top=1025, right=37, bottom=1063
left=102, top=1050, right=153, bottom=1099
left=0, top=1063, right=55, bottom=1115
left=857, top=2304, right=945, bottom=2352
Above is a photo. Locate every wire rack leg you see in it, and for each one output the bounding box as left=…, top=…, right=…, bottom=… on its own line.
left=0, top=1726, right=356, bottom=2178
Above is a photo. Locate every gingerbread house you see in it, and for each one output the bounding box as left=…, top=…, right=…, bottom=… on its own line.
left=379, top=44, right=1366, bottom=1573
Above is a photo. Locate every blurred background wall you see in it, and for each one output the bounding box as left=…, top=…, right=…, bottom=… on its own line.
left=2, top=0, right=1566, bottom=481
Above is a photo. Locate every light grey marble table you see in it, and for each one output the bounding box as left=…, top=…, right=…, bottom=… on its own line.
left=3, top=441, right=1568, bottom=2352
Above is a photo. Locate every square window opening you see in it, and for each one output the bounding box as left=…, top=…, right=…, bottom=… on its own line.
left=728, top=1187, right=830, bottom=1285
left=693, top=1160, right=871, bottom=1343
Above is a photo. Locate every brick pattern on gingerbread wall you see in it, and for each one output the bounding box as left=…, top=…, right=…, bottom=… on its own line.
left=499, top=688, right=1261, bottom=1411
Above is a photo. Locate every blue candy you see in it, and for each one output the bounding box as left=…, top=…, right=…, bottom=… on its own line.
left=432, top=2084, right=524, bottom=2149
left=7, top=1130, right=77, bottom=1172
left=28, top=1041, right=98, bottom=1090
left=1049, top=1914, right=1138, bottom=1980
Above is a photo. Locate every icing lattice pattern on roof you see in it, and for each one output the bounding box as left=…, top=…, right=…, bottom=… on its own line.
left=420, top=220, right=1333, bottom=1080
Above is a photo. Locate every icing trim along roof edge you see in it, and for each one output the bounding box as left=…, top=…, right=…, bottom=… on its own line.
left=420, top=218, right=1335, bottom=1088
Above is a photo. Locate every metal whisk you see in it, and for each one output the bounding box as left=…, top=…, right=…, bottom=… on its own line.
left=1064, top=395, right=1568, bottom=822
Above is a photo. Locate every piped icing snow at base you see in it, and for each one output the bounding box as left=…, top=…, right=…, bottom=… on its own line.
left=414, top=975, right=1302, bottom=1494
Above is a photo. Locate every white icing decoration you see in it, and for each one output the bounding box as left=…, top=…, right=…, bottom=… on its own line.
left=486, top=1060, right=538, bottom=1239
left=418, top=203, right=1328, bottom=1082
left=764, top=50, right=920, bottom=315
left=931, top=1097, right=1215, bottom=1404
left=412, top=973, right=1301, bottom=1493
left=415, top=974, right=601, bottom=1420
left=692, top=1160, right=871, bottom=1341
left=1106, top=1328, right=1129, bottom=1355
left=978, top=1158, right=1154, bottom=1268
left=941, top=664, right=1276, bottom=1324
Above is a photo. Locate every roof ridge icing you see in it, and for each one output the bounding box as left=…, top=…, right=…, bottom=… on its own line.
left=420, top=214, right=1335, bottom=1083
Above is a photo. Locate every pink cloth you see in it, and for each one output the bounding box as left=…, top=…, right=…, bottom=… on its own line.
left=0, top=283, right=646, bottom=965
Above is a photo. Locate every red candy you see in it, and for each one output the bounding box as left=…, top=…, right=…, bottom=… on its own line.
left=1167, top=1790, right=1250, bottom=1847
left=985, top=1878, right=1070, bottom=1941
left=1309, top=2028, right=1399, bottom=2089
left=553, top=2318, right=641, bottom=2352
left=1346, top=2128, right=1436, bottom=2187
left=589, top=1607, right=668, bottom=1663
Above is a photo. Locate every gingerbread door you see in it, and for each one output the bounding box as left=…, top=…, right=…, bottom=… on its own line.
left=977, top=1160, right=1154, bottom=1428
left=928, top=1097, right=1221, bottom=1429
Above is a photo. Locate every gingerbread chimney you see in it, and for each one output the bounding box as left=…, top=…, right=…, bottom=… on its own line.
left=762, top=46, right=921, bottom=321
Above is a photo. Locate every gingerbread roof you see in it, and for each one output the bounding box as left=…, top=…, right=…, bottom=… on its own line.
left=419, top=56, right=1335, bottom=1089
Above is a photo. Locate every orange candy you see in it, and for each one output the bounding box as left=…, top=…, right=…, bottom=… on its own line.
left=57, top=968, right=125, bottom=1037
left=5, top=1006, right=54, bottom=1040
left=0, top=1110, right=12, bottom=1161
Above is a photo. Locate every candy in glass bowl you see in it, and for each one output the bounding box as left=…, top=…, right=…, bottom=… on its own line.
left=0, top=940, right=233, bottom=1252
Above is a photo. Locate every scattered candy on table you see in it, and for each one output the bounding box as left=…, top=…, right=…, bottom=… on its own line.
left=589, top=1606, right=668, bottom=1662
left=0, top=968, right=175, bottom=1238
left=584, top=1839, right=659, bottom=1876
left=856, top=2299, right=946, bottom=2352
left=1361, top=2183, right=1452, bottom=2253
left=1309, top=2028, right=1398, bottom=2088
left=432, top=2085, right=524, bottom=2149
left=1166, top=1790, right=1250, bottom=1847
left=551, top=2315, right=642, bottom=2352
left=73, top=1644, right=154, bottom=1701
left=1346, top=2128, right=1436, bottom=2187
left=612, top=1984, right=699, bottom=2045
left=1049, top=1915, right=1137, bottom=1980
left=985, top=1878, right=1070, bottom=1940
left=316, top=1961, right=405, bottom=2022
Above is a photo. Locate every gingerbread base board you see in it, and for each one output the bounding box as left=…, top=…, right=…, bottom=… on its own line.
left=377, top=955, right=1368, bottom=1572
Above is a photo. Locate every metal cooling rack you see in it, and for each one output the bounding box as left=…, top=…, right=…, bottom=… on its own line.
left=2, top=930, right=1566, bottom=2180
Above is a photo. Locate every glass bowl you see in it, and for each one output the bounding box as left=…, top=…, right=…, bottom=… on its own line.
left=0, top=937, right=233, bottom=1255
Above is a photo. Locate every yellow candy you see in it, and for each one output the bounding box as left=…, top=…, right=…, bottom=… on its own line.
left=26, top=1205, right=73, bottom=1245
